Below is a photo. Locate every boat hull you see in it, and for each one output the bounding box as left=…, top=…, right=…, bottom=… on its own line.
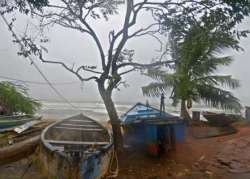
left=203, top=112, right=240, bottom=126
left=38, top=143, right=113, bottom=179
left=0, top=135, right=40, bottom=165
left=39, top=114, right=113, bottom=179
left=0, top=117, right=39, bottom=130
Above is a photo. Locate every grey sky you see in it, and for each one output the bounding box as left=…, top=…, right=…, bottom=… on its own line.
left=0, top=7, right=250, bottom=106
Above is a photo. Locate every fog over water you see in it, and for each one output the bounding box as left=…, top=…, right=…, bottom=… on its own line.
left=0, top=7, right=250, bottom=108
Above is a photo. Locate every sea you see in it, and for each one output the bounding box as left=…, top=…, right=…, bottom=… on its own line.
left=37, top=100, right=233, bottom=122
left=38, top=101, right=130, bottom=122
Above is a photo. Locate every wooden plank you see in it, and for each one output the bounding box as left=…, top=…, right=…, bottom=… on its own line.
left=14, top=120, right=41, bottom=134
left=67, top=119, right=95, bottom=123
left=246, top=106, right=250, bottom=121
left=59, top=123, right=100, bottom=128
left=51, top=146, right=64, bottom=151
left=54, top=126, right=103, bottom=131
left=45, top=139, right=109, bottom=145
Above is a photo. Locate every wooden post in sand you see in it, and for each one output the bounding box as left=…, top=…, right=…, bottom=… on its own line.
left=192, top=111, right=200, bottom=121
left=245, top=106, right=250, bottom=121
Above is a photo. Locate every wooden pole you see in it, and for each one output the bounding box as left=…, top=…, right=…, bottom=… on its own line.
left=192, top=111, right=200, bottom=121
left=245, top=106, right=250, bottom=121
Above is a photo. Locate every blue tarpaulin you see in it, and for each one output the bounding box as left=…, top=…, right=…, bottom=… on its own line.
left=121, top=103, right=185, bottom=155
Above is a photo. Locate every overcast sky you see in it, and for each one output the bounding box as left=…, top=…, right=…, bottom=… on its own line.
left=0, top=6, right=250, bottom=106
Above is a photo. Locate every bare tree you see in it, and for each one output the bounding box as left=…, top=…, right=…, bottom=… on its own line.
left=1, top=0, right=250, bottom=152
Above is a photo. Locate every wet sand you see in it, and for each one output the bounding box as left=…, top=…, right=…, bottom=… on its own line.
left=1, top=122, right=250, bottom=179
left=118, top=123, right=250, bottom=179
left=0, top=155, right=46, bottom=179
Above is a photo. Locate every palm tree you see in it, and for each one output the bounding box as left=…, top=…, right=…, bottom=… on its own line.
left=0, top=81, right=41, bottom=115
left=142, top=23, right=242, bottom=120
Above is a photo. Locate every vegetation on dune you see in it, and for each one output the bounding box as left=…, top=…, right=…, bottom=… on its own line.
left=143, top=21, right=242, bottom=120
left=0, top=81, right=41, bottom=115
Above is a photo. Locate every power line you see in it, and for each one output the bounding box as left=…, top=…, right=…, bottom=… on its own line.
left=0, top=75, right=79, bottom=85
left=1, top=14, right=79, bottom=109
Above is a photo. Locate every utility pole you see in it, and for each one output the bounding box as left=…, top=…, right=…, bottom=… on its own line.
left=160, top=93, right=165, bottom=115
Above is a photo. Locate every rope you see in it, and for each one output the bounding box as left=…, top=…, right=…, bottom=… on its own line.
left=20, top=159, right=33, bottom=179
left=106, top=149, right=119, bottom=178
left=0, top=75, right=79, bottom=85
left=0, top=14, right=79, bottom=110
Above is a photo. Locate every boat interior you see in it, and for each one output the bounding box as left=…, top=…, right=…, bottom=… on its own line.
left=42, top=114, right=111, bottom=157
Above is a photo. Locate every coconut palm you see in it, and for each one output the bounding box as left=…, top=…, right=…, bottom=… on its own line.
left=142, top=23, right=242, bottom=120
left=0, top=81, right=41, bottom=115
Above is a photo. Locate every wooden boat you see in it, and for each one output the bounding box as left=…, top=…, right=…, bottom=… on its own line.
left=39, top=114, right=113, bottom=179
left=0, top=114, right=28, bottom=119
left=202, top=111, right=241, bottom=126
left=0, top=121, right=51, bottom=165
left=0, top=115, right=41, bottom=131
left=0, top=135, right=40, bottom=165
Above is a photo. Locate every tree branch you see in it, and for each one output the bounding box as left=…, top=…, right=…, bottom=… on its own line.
left=60, top=0, right=106, bottom=70
left=118, top=67, right=136, bottom=76
left=76, top=66, right=102, bottom=74
left=106, top=0, right=145, bottom=73
left=38, top=55, right=98, bottom=82
left=117, top=60, right=175, bottom=69
left=128, top=23, right=160, bottom=38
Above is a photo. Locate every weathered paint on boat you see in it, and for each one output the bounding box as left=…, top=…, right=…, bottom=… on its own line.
left=122, top=103, right=185, bottom=155
left=121, top=103, right=179, bottom=124
left=39, top=114, right=113, bottom=179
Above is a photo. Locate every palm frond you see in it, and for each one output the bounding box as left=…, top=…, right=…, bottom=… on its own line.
left=208, top=31, right=240, bottom=54
left=209, top=75, right=240, bottom=89
left=144, top=68, right=167, bottom=82
left=163, top=73, right=177, bottom=87
left=208, top=56, right=233, bottom=67
left=194, top=75, right=240, bottom=89
left=191, top=56, right=233, bottom=77
left=0, top=81, right=41, bottom=114
left=142, top=83, right=171, bottom=97
left=196, top=84, right=242, bottom=112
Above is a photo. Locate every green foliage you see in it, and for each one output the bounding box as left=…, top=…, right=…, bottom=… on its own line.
left=0, top=81, right=41, bottom=115
left=161, top=0, right=250, bottom=46
left=0, top=0, right=48, bottom=15
left=143, top=22, right=242, bottom=112
left=222, top=0, right=250, bottom=21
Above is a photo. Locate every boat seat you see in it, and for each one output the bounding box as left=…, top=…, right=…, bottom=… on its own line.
left=54, top=126, right=103, bottom=131
left=58, top=123, right=100, bottom=128
left=67, top=119, right=96, bottom=123
left=45, top=139, right=109, bottom=146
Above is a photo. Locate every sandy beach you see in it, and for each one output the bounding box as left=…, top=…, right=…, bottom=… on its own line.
left=1, top=119, right=250, bottom=179
left=0, top=102, right=249, bottom=179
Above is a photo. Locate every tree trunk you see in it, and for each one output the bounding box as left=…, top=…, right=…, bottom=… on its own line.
left=98, top=86, right=123, bottom=153
left=180, top=99, right=191, bottom=121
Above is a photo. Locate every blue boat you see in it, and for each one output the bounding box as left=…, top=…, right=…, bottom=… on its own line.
left=121, top=102, right=185, bottom=155
left=39, top=114, right=113, bottom=179
left=0, top=115, right=40, bottom=131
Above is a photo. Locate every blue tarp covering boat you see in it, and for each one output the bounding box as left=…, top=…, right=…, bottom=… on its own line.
left=121, top=103, right=185, bottom=155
